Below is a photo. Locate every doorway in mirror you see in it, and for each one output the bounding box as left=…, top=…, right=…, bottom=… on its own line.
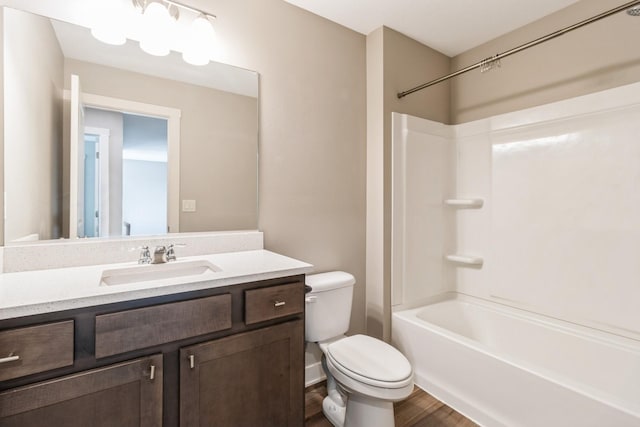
left=82, top=131, right=105, bottom=238
left=83, top=111, right=169, bottom=238
left=122, top=113, right=168, bottom=236
left=83, top=108, right=170, bottom=238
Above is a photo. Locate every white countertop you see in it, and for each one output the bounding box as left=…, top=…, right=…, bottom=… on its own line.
left=0, top=250, right=313, bottom=320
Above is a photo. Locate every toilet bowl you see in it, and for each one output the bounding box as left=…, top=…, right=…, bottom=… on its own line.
left=305, top=272, right=413, bottom=427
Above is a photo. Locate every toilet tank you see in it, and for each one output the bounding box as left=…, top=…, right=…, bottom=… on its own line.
left=305, top=271, right=355, bottom=342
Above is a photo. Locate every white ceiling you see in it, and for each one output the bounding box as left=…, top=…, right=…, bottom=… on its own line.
left=283, top=0, right=582, bottom=56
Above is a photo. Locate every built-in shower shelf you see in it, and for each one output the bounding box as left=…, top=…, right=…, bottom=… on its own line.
left=444, top=199, right=484, bottom=208
left=446, top=254, right=484, bottom=266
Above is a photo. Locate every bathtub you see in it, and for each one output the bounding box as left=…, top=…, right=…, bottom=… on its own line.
left=392, top=294, right=640, bottom=427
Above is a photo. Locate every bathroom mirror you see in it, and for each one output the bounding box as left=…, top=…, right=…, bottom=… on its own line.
left=2, top=6, right=259, bottom=245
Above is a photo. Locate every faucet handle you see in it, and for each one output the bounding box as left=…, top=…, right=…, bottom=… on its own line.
left=138, top=246, right=151, bottom=264
left=166, top=243, right=186, bottom=262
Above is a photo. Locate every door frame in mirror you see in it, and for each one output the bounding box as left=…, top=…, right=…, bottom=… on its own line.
left=84, top=126, right=110, bottom=237
left=70, top=91, right=182, bottom=236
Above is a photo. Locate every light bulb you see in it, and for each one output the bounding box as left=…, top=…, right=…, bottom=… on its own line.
left=91, top=1, right=127, bottom=45
left=139, top=1, right=176, bottom=56
left=182, top=14, right=216, bottom=66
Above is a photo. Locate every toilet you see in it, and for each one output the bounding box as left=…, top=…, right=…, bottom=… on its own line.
left=305, top=271, right=413, bottom=427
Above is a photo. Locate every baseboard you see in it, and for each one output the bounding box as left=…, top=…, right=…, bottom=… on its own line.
left=305, top=361, right=326, bottom=388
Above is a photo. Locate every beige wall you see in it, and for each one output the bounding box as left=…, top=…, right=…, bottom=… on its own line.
left=0, top=9, right=4, bottom=246
left=366, top=27, right=385, bottom=339
left=3, top=8, right=63, bottom=242
left=366, top=27, right=450, bottom=339
left=192, top=0, right=368, bottom=334
left=451, top=0, right=640, bottom=123
left=64, top=59, right=258, bottom=233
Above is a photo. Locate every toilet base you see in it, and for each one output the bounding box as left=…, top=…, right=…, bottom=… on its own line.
left=344, top=393, right=395, bottom=427
left=322, top=392, right=396, bottom=427
left=323, top=394, right=347, bottom=427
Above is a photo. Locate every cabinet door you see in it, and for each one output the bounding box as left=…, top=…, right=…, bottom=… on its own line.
left=0, top=354, right=162, bottom=427
left=180, top=320, right=304, bottom=427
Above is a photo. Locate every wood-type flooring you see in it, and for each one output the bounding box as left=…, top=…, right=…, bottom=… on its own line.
left=305, top=382, right=478, bottom=427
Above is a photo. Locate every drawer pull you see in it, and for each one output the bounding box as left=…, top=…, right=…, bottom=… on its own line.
left=149, top=365, right=156, bottom=380
left=274, top=301, right=286, bottom=307
left=0, top=355, right=20, bottom=364
left=189, top=354, right=195, bottom=369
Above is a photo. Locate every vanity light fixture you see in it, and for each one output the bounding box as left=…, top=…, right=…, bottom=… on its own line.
left=132, top=0, right=217, bottom=63
left=139, top=0, right=179, bottom=56
left=90, top=1, right=128, bottom=45
left=182, top=13, right=217, bottom=66
left=91, top=0, right=218, bottom=64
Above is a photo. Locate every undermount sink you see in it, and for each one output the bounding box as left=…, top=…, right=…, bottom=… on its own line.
left=100, top=260, right=222, bottom=286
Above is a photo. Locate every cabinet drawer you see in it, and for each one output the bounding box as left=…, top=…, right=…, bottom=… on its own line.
left=0, top=320, right=74, bottom=381
left=95, top=294, right=231, bottom=359
left=245, top=282, right=304, bottom=325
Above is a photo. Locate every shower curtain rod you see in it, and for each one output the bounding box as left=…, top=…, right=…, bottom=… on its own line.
left=397, top=0, right=640, bottom=99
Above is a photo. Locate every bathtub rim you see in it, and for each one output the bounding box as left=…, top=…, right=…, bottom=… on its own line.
left=394, top=291, right=640, bottom=352
left=392, top=292, right=640, bottom=419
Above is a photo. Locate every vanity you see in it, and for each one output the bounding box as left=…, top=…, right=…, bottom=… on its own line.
left=0, top=245, right=312, bottom=427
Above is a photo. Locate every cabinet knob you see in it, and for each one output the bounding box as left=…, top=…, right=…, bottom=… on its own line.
left=0, top=354, right=20, bottom=364
left=149, top=365, right=156, bottom=380
left=274, top=301, right=286, bottom=307
left=189, top=354, right=195, bottom=369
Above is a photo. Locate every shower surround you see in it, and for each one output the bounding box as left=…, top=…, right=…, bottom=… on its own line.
left=390, top=82, right=640, bottom=426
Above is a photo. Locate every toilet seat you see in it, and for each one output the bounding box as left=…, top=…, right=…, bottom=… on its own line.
left=325, top=334, right=413, bottom=401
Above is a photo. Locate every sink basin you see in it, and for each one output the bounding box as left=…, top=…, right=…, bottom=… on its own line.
left=100, top=260, right=221, bottom=286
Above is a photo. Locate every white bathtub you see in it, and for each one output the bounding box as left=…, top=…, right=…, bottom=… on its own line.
left=392, top=294, right=640, bottom=427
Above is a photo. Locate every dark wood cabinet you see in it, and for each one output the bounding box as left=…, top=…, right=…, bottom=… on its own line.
left=95, top=294, right=232, bottom=359
left=0, top=274, right=305, bottom=427
left=244, top=282, right=305, bottom=325
left=180, top=320, right=304, bottom=427
left=0, top=320, right=74, bottom=381
left=0, top=354, right=162, bottom=427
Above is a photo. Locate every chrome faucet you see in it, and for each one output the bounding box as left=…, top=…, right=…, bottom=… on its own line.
left=150, top=243, right=185, bottom=264
left=151, top=246, right=168, bottom=264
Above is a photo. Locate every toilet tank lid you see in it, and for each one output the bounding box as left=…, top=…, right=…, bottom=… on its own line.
left=305, top=271, right=355, bottom=292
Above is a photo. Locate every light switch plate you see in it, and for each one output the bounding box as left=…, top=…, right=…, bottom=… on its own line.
left=182, top=199, right=196, bottom=212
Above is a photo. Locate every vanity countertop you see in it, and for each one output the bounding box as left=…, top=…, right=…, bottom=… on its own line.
left=0, top=249, right=313, bottom=320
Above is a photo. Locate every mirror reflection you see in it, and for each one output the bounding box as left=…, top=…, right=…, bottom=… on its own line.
left=3, top=7, right=259, bottom=245
left=83, top=109, right=169, bottom=238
